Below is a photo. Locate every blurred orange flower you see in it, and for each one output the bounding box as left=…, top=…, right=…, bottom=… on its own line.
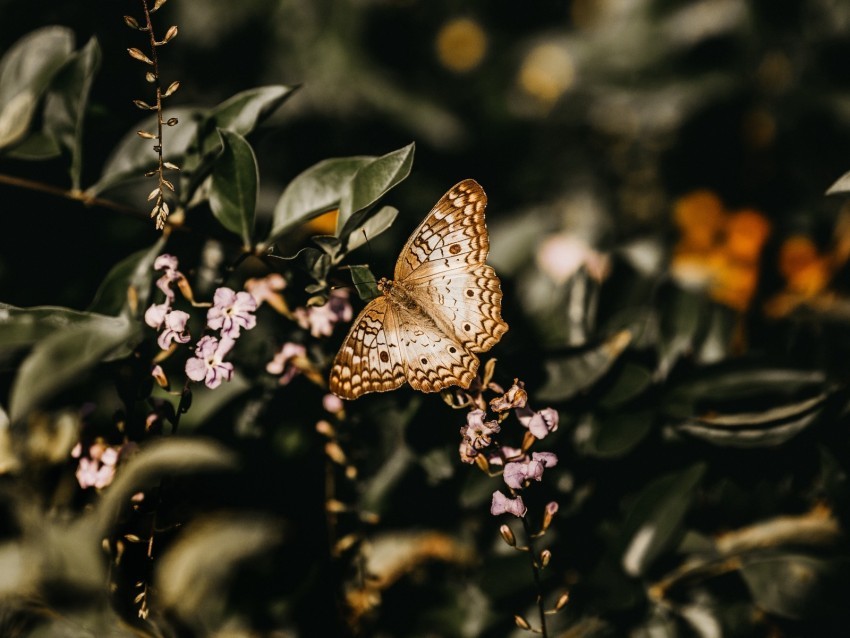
left=764, top=234, right=837, bottom=317
left=671, top=190, right=771, bottom=312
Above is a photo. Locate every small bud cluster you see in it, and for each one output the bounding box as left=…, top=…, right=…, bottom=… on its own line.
left=125, top=0, right=181, bottom=229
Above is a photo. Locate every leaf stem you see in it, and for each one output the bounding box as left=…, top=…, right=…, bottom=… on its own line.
left=521, top=515, right=548, bottom=637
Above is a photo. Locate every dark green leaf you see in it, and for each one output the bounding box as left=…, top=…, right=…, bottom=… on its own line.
left=349, top=264, right=380, bottom=300
left=9, top=315, right=139, bottom=422
left=338, top=142, right=414, bottom=227
left=209, top=129, right=257, bottom=246
left=87, top=106, right=201, bottom=195
left=339, top=205, right=399, bottom=254
left=577, top=410, right=654, bottom=458
left=87, top=236, right=167, bottom=316
left=312, top=234, right=342, bottom=257
left=599, top=363, right=653, bottom=409
left=619, top=463, right=706, bottom=577
left=740, top=554, right=850, bottom=620
left=43, top=37, right=100, bottom=190
left=92, top=438, right=238, bottom=536
left=209, top=85, right=295, bottom=137
left=266, top=156, right=373, bottom=246
left=3, top=130, right=61, bottom=159
left=537, top=330, right=633, bottom=401
left=0, top=304, right=98, bottom=350
left=0, top=26, right=74, bottom=150
left=657, top=286, right=708, bottom=379
left=275, top=246, right=331, bottom=284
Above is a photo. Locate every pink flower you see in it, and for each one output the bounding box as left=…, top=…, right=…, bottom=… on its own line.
left=295, top=288, right=353, bottom=338
left=266, top=342, right=307, bottom=385
left=518, top=407, right=559, bottom=439
left=154, top=253, right=183, bottom=301
left=537, top=233, right=610, bottom=285
left=156, top=310, right=191, bottom=350
left=503, top=452, right=558, bottom=489
left=322, top=393, right=344, bottom=414
left=459, top=440, right=479, bottom=464
left=245, top=274, right=290, bottom=315
left=491, top=490, right=527, bottom=517
left=206, top=287, right=258, bottom=339
left=185, top=335, right=235, bottom=389
left=490, top=379, right=528, bottom=412
left=144, top=302, right=170, bottom=329
left=74, top=441, right=123, bottom=489
left=460, top=409, right=501, bottom=449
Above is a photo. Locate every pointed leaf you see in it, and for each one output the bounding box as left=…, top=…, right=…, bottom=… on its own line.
left=0, top=304, right=99, bottom=350
left=209, top=129, right=257, bottom=246
left=9, top=315, right=139, bottom=421
left=43, top=37, right=101, bottom=189
left=620, top=463, right=706, bottom=577
left=0, top=26, right=74, bottom=150
left=209, top=85, right=295, bottom=137
left=338, top=142, right=414, bottom=227
left=826, top=170, right=850, bottom=196
left=266, top=156, right=373, bottom=246
left=349, top=264, right=380, bottom=300
left=87, top=106, right=201, bottom=195
left=339, top=205, right=399, bottom=254
left=87, top=236, right=167, bottom=316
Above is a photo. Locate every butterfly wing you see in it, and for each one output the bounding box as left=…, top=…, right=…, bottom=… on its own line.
left=407, top=264, right=508, bottom=353
left=394, top=179, right=489, bottom=282
left=392, top=303, right=479, bottom=393
left=329, top=296, right=406, bottom=400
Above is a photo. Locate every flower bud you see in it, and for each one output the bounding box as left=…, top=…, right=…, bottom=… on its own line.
left=514, top=615, right=531, bottom=630
left=540, top=549, right=551, bottom=567
left=499, top=524, right=516, bottom=547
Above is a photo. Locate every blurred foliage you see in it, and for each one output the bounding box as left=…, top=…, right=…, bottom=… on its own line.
left=3, top=0, right=850, bottom=636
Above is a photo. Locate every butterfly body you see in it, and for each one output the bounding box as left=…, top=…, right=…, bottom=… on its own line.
left=329, top=180, right=508, bottom=400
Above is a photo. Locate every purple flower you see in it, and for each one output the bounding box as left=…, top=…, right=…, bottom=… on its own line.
left=206, top=287, right=258, bottom=338
left=295, top=288, right=353, bottom=338
left=185, top=335, right=235, bottom=389
left=485, top=446, right=524, bottom=468
left=154, top=253, right=182, bottom=301
left=144, top=302, right=170, bottom=329
left=518, top=407, right=559, bottom=439
left=490, top=490, right=527, bottom=517
left=459, top=440, right=479, bottom=464
left=156, top=310, right=191, bottom=350
left=266, top=342, right=307, bottom=386
left=460, top=408, right=501, bottom=449
left=245, top=273, right=290, bottom=315
left=74, top=441, right=123, bottom=489
left=503, top=452, right=558, bottom=489
left=323, top=393, right=344, bottom=414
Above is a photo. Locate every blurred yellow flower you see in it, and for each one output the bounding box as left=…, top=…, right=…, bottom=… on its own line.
left=436, top=18, right=487, bottom=73
left=518, top=43, right=575, bottom=106
left=671, top=190, right=771, bottom=312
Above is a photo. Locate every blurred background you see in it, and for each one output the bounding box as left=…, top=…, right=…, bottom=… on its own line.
left=4, top=1, right=850, bottom=636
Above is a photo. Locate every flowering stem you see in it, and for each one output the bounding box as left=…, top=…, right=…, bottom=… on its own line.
left=521, top=515, right=548, bottom=637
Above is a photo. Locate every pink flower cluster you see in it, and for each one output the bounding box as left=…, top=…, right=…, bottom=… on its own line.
left=294, top=288, right=353, bottom=338
left=72, top=440, right=125, bottom=489
left=457, top=379, right=560, bottom=519
left=144, top=255, right=191, bottom=350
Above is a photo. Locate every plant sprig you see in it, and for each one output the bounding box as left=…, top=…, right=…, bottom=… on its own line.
left=125, top=0, right=180, bottom=230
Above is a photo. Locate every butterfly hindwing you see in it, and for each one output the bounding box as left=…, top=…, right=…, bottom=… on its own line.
left=329, top=297, right=406, bottom=400
left=394, top=179, right=489, bottom=282
left=393, top=304, right=479, bottom=393
left=407, top=264, right=508, bottom=353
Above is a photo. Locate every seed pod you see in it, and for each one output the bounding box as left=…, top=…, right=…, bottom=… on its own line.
left=133, top=99, right=154, bottom=110
left=163, top=26, right=178, bottom=43
left=152, top=0, right=168, bottom=11
left=137, top=130, right=156, bottom=139
left=124, top=16, right=140, bottom=29
left=164, top=81, right=180, bottom=97
left=128, top=48, right=153, bottom=65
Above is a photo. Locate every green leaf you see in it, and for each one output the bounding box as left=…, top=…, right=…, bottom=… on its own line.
left=338, top=205, right=399, bottom=254
left=663, top=366, right=828, bottom=447
left=87, top=106, right=201, bottom=195
left=577, top=410, right=654, bottom=458
left=0, top=304, right=98, bottom=350
left=338, top=142, right=415, bottom=227
left=619, top=463, right=706, bottom=577
left=598, top=363, right=653, bottom=409
left=740, top=553, right=850, bottom=620
left=312, top=234, right=342, bottom=257
left=43, top=37, right=101, bottom=190
left=3, top=130, right=61, bottom=159
left=275, top=246, right=331, bottom=285
left=92, top=438, right=238, bottom=536
left=209, top=85, right=295, bottom=137
left=9, top=314, right=139, bottom=422
left=266, top=156, right=373, bottom=246
left=537, top=330, right=633, bottom=402
left=349, top=264, right=380, bottom=300
left=0, top=26, right=74, bottom=150
left=209, top=129, right=257, bottom=246
left=87, top=236, right=167, bottom=316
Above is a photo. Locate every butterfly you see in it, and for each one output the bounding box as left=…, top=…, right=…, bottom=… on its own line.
left=329, top=179, right=508, bottom=400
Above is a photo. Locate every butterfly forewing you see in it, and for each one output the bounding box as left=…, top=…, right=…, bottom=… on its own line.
left=329, top=297, right=406, bottom=400
left=394, top=179, right=489, bottom=282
